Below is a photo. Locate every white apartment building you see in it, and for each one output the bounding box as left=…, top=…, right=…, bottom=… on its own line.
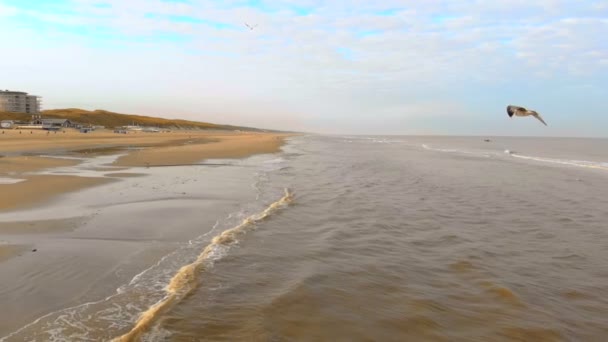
left=0, top=90, right=41, bottom=114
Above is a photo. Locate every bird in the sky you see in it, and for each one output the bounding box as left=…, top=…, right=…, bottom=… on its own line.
left=506, top=105, right=547, bottom=126
left=244, top=23, right=258, bottom=30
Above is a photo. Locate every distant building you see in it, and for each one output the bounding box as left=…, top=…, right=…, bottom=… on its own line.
left=1, top=120, right=15, bottom=128
left=41, top=118, right=72, bottom=129
left=0, top=90, right=41, bottom=115
left=123, top=125, right=143, bottom=131
left=142, top=126, right=160, bottom=133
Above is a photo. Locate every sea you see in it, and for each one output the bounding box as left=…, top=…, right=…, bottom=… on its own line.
left=2, top=135, right=608, bottom=341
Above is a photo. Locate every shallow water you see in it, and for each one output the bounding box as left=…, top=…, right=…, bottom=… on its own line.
left=2, top=135, right=608, bottom=341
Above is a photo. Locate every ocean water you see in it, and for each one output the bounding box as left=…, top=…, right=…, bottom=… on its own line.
left=3, top=135, right=608, bottom=341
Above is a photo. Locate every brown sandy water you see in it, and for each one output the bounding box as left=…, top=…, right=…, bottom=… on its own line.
left=2, top=136, right=608, bottom=341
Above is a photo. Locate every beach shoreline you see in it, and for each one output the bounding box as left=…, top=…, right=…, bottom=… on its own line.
left=0, top=130, right=290, bottom=212
left=0, top=129, right=291, bottom=336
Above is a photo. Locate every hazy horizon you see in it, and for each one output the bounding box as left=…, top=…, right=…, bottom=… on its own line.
left=1, top=0, right=607, bottom=137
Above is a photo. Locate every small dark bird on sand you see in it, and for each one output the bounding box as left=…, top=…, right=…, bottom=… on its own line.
left=507, top=105, right=547, bottom=126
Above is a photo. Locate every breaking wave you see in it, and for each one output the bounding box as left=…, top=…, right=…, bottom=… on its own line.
left=112, top=188, right=294, bottom=342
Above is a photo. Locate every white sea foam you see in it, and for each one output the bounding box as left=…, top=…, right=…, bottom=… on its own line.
left=422, top=143, right=608, bottom=172
left=421, top=144, right=492, bottom=158
left=509, top=153, right=608, bottom=171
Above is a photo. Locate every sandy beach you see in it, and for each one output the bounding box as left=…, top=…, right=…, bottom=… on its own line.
left=0, top=128, right=290, bottom=336
left=0, top=129, right=287, bottom=212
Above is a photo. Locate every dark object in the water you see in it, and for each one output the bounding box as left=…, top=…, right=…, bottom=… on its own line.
left=484, top=139, right=491, bottom=142
left=32, top=249, right=37, bottom=252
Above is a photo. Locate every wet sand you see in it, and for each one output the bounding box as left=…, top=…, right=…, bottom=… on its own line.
left=104, top=173, right=148, bottom=178
left=0, top=155, right=81, bottom=174
left=0, top=175, right=114, bottom=212
left=0, top=155, right=112, bottom=211
left=0, top=217, right=88, bottom=235
left=115, top=133, right=286, bottom=167
left=0, top=244, right=29, bottom=263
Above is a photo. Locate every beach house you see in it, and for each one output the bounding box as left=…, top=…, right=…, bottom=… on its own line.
left=41, top=119, right=72, bottom=129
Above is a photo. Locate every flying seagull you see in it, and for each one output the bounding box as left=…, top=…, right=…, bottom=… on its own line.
left=506, top=105, right=547, bottom=126
left=244, top=23, right=258, bottom=30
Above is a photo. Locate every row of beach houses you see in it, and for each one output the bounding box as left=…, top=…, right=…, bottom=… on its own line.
left=1, top=118, right=164, bottom=134
left=2, top=89, right=164, bottom=133
left=1, top=90, right=102, bottom=132
left=0, top=118, right=101, bottom=131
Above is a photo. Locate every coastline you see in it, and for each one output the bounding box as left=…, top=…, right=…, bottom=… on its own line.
left=0, top=129, right=292, bottom=336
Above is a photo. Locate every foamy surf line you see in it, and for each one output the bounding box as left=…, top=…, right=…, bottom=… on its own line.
left=421, top=144, right=492, bottom=157
left=112, top=188, right=294, bottom=342
left=0, top=178, right=25, bottom=184
left=509, top=153, right=608, bottom=171
left=422, top=143, right=608, bottom=172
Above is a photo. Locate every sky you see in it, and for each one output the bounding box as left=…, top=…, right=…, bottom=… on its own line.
left=0, top=0, right=607, bottom=136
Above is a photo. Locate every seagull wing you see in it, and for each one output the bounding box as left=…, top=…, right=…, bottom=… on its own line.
left=532, top=112, right=548, bottom=126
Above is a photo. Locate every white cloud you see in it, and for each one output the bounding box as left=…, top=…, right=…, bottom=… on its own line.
left=0, top=3, right=18, bottom=16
